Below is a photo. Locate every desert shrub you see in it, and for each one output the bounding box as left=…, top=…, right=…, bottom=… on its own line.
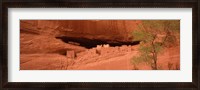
left=131, top=20, right=180, bottom=70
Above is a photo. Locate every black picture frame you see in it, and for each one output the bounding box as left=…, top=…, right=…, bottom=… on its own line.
left=1, top=0, right=199, bottom=89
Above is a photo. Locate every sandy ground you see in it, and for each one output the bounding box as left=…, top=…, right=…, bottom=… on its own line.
left=20, top=21, right=180, bottom=70
left=20, top=45, right=180, bottom=70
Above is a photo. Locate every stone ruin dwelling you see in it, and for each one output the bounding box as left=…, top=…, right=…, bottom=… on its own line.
left=67, top=44, right=135, bottom=59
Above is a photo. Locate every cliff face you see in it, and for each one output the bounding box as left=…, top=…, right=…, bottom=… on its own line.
left=21, top=20, right=141, bottom=42
left=20, top=20, right=140, bottom=54
left=20, top=20, right=180, bottom=70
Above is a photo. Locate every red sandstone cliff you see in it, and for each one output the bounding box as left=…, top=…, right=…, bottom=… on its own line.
left=20, top=20, right=180, bottom=70
left=20, top=20, right=141, bottom=54
left=21, top=20, right=140, bottom=41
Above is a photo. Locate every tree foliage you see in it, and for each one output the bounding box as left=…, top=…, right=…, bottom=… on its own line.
left=132, top=20, right=180, bottom=70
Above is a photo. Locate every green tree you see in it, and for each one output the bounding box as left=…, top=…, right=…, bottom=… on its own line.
left=132, top=20, right=180, bottom=70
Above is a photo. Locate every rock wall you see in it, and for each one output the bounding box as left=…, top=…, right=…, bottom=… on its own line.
left=21, top=20, right=141, bottom=42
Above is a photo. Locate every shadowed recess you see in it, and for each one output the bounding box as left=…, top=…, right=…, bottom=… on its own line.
left=56, top=36, right=140, bottom=49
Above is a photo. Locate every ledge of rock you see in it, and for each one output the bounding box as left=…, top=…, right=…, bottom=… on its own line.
left=21, top=20, right=141, bottom=42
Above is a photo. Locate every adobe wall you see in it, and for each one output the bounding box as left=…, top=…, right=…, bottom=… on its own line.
left=76, top=44, right=136, bottom=58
